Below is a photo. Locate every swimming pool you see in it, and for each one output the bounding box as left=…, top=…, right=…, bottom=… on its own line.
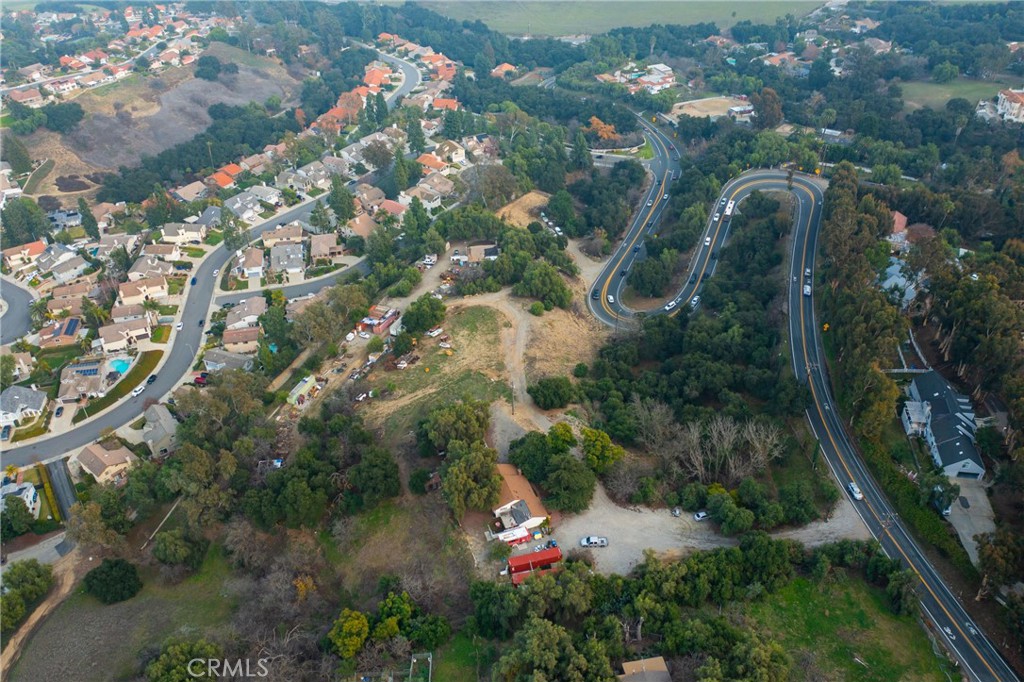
left=110, top=358, right=131, bottom=374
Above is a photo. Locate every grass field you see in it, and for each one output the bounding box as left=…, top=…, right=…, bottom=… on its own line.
left=150, top=325, right=170, bottom=343
left=410, top=1, right=820, bottom=35
left=11, top=409, right=52, bottom=442
left=744, top=577, right=955, bottom=681
left=73, top=350, right=163, bottom=422
left=22, top=159, right=54, bottom=195
left=433, top=632, right=501, bottom=682
left=10, top=546, right=236, bottom=682
left=901, top=78, right=1008, bottom=111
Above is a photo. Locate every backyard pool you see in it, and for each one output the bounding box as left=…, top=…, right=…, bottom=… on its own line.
left=110, top=358, right=131, bottom=374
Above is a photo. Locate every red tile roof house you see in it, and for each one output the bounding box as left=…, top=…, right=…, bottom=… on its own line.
left=377, top=199, right=408, bottom=224
left=2, top=239, right=48, bottom=275
left=59, top=55, right=88, bottom=70
left=220, top=163, right=244, bottom=178
left=206, top=171, right=235, bottom=190
left=416, top=153, right=448, bottom=174
left=431, top=97, right=460, bottom=112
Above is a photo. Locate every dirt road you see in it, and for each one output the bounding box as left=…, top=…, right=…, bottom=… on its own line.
left=551, top=484, right=870, bottom=575
left=0, top=548, right=86, bottom=678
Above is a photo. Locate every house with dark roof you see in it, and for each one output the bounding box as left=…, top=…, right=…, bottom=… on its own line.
left=0, top=386, right=48, bottom=427
left=902, top=371, right=985, bottom=478
left=203, top=348, right=254, bottom=372
left=143, top=403, right=178, bottom=457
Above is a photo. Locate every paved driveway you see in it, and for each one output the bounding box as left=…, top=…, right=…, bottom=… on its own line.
left=947, top=478, right=995, bottom=566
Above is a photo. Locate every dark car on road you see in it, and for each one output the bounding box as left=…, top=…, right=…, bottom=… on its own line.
left=190, top=277, right=197, bottom=285
left=55, top=406, right=64, bottom=418
left=147, top=375, right=157, bottom=385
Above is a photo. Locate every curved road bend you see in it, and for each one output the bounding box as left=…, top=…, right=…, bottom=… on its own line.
left=0, top=49, right=422, bottom=467
left=1, top=276, right=37, bottom=345
left=593, top=167, right=1018, bottom=681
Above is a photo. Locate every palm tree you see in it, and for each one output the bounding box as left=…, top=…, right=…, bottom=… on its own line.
left=29, top=298, right=51, bottom=329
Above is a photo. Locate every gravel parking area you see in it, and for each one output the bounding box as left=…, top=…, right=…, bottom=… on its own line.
left=549, top=484, right=871, bottom=576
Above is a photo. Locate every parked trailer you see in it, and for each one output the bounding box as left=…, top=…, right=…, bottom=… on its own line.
left=508, top=546, right=562, bottom=575
left=724, top=200, right=736, bottom=217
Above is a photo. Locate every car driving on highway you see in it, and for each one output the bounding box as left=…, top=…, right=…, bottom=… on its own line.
left=664, top=300, right=677, bottom=311
left=847, top=482, right=864, bottom=500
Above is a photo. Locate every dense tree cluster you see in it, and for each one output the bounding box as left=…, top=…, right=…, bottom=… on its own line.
left=509, top=425, right=597, bottom=512
left=0, top=559, right=53, bottom=635
left=4, top=99, right=84, bottom=135
left=84, top=558, right=143, bottom=604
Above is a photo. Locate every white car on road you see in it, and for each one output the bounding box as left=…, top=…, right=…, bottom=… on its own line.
left=847, top=482, right=864, bottom=500
left=130, top=385, right=146, bottom=398
left=663, top=300, right=677, bottom=311
left=175, top=322, right=183, bottom=330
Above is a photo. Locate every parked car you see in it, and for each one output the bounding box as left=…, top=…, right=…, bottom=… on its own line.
left=55, top=406, right=64, bottom=418
left=146, top=375, right=157, bottom=385
left=358, top=331, right=371, bottom=339
left=580, top=536, right=609, bottom=548
left=131, top=385, right=146, bottom=398
left=175, top=322, right=183, bottom=331
left=847, top=482, right=864, bottom=500
left=694, top=510, right=710, bottom=521
left=0, top=425, right=9, bottom=441
left=213, top=269, right=219, bottom=277
left=198, top=319, right=205, bottom=327
left=190, top=277, right=197, bottom=285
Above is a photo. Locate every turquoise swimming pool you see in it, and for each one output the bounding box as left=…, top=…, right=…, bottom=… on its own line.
left=110, top=358, right=131, bottom=374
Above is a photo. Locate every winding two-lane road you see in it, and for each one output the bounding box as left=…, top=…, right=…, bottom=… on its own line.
left=593, top=166, right=1018, bottom=681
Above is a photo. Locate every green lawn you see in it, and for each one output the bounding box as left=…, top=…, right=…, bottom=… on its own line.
left=433, top=632, right=500, bottom=682
left=22, top=159, right=54, bottom=194
left=744, top=578, right=955, bottom=682
left=9, top=546, right=237, bottom=682
left=73, top=350, right=163, bottom=423
left=167, top=279, right=184, bottom=295
left=36, top=344, right=84, bottom=369
left=150, top=325, right=170, bottom=343
left=157, top=304, right=179, bottom=316
left=405, top=0, right=819, bottom=34
left=182, top=247, right=205, bottom=258
left=11, top=409, right=52, bottom=442
left=901, top=78, right=1008, bottom=111
left=203, top=230, right=223, bottom=246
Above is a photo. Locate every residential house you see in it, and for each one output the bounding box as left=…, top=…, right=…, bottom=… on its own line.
left=82, top=49, right=108, bottom=65
left=58, top=55, right=88, bottom=70
left=172, top=180, right=208, bottom=203
left=248, top=184, right=283, bottom=207
left=8, top=88, right=44, bottom=108
left=490, top=62, right=516, bottom=79
left=203, top=348, right=254, bottom=372
left=416, top=153, right=448, bottom=175
left=143, top=404, right=178, bottom=457
left=617, top=657, right=671, bottom=682
left=461, top=134, right=497, bottom=161
left=141, top=243, right=182, bottom=261
left=225, top=297, right=267, bottom=330
left=90, top=201, right=122, bottom=230
left=354, top=184, right=386, bottom=211
left=0, top=386, right=48, bottom=427
left=49, top=255, right=89, bottom=283
left=269, top=243, right=306, bottom=279
left=309, top=233, right=347, bottom=264
left=118, top=276, right=168, bottom=306
left=17, top=63, right=46, bottom=81
left=47, top=209, right=83, bottom=230
left=98, top=318, right=152, bottom=353
left=431, top=97, right=460, bottom=112
left=49, top=78, right=79, bottom=95
left=276, top=168, right=310, bottom=193
left=263, top=222, right=305, bottom=248
left=224, top=190, right=262, bottom=223
left=996, top=88, right=1024, bottom=124
left=206, top=170, right=235, bottom=191
left=345, top=212, right=379, bottom=239
left=420, top=172, right=455, bottom=197
left=902, top=371, right=985, bottom=478
left=420, top=118, right=442, bottom=137
left=240, top=153, right=271, bottom=175
left=435, top=140, right=466, bottom=165
left=0, top=481, right=40, bottom=518
left=76, top=443, right=138, bottom=486
left=127, top=255, right=175, bottom=281
left=161, top=222, right=206, bottom=245
left=468, top=242, right=500, bottom=262
left=299, top=160, right=332, bottom=190
left=57, top=362, right=107, bottom=403
left=861, top=37, right=893, bottom=55
left=888, top=210, right=909, bottom=253
left=357, top=305, right=400, bottom=335
left=0, top=172, right=24, bottom=207
left=377, top=199, right=407, bottom=224
left=34, top=243, right=78, bottom=276
left=381, top=126, right=408, bottom=150
left=222, top=326, right=261, bottom=354
left=489, top=463, right=549, bottom=540
left=48, top=281, right=95, bottom=315
left=399, top=185, right=442, bottom=210
left=321, top=156, right=349, bottom=177
left=851, top=17, right=881, bottom=34
left=193, top=206, right=222, bottom=228
left=39, top=316, right=85, bottom=349
left=94, top=233, right=139, bottom=261
left=110, top=303, right=149, bottom=324
left=1, top=351, right=35, bottom=382
left=238, top=247, right=264, bottom=280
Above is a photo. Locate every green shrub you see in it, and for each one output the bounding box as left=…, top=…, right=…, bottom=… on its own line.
left=84, top=558, right=142, bottom=604
left=529, top=302, right=545, bottom=316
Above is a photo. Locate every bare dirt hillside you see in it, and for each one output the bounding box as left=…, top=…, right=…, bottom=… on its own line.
left=22, top=43, right=304, bottom=201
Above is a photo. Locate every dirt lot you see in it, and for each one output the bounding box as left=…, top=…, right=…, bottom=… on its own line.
left=22, top=44, right=303, bottom=201
left=549, top=483, right=870, bottom=575
left=496, top=190, right=550, bottom=228
left=668, top=95, right=749, bottom=122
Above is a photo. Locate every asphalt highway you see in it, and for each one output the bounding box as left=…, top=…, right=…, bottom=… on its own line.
left=0, top=47, right=420, bottom=467
left=593, top=165, right=1019, bottom=681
